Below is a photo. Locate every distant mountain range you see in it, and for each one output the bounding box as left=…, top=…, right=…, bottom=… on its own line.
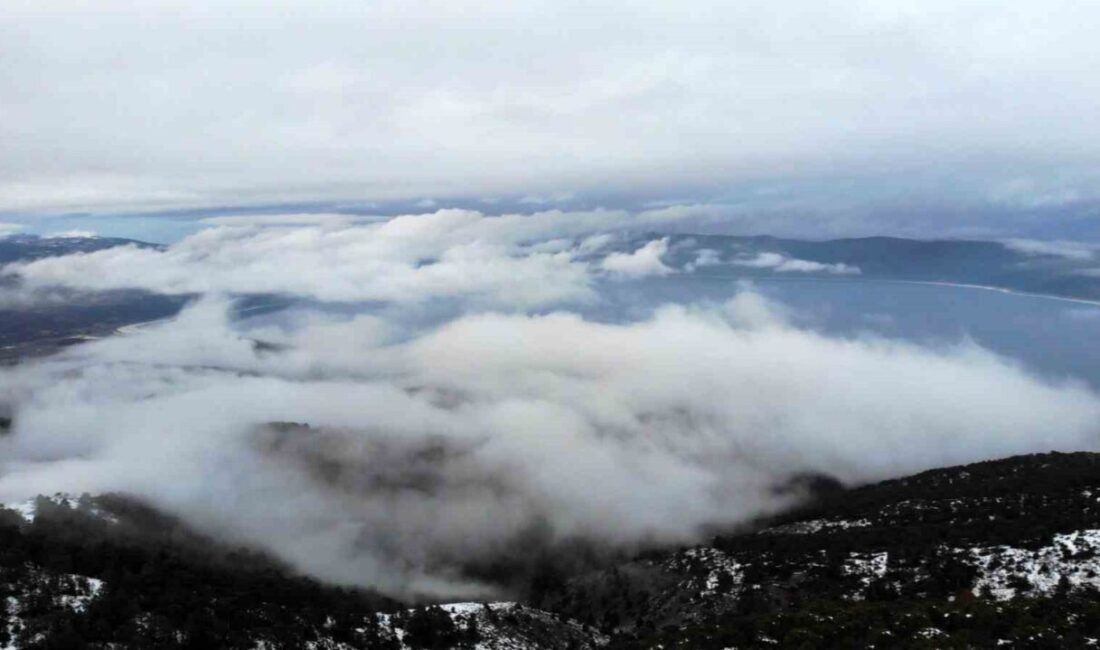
left=4, top=451, right=1100, bottom=648
left=0, top=234, right=159, bottom=264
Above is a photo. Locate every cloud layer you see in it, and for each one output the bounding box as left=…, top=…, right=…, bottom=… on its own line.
left=2, top=218, right=1099, bottom=600
left=5, top=209, right=637, bottom=307
left=1, top=295, right=1097, bottom=598
left=3, top=0, right=1100, bottom=225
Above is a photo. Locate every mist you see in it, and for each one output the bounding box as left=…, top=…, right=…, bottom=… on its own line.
left=2, top=216, right=1099, bottom=600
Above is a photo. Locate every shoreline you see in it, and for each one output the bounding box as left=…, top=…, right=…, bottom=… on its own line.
left=891, top=279, right=1100, bottom=308
left=115, top=316, right=176, bottom=336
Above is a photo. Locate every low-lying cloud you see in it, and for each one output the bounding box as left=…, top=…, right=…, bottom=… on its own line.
left=1003, top=238, right=1098, bottom=262
left=1, top=217, right=1098, bottom=601
left=5, top=209, right=643, bottom=308
left=732, top=252, right=861, bottom=275
left=600, top=238, right=673, bottom=277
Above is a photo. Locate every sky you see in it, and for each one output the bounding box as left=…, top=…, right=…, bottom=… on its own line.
left=3, top=0, right=1100, bottom=241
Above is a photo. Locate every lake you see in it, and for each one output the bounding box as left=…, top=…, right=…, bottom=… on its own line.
left=594, top=275, right=1100, bottom=390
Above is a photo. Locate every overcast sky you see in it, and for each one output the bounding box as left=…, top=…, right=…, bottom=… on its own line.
left=3, top=1, right=1100, bottom=240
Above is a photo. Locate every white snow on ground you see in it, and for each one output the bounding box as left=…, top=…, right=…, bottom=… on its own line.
left=968, top=529, right=1100, bottom=600
left=56, top=577, right=104, bottom=613
left=759, top=518, right=871, bottom=535
left=918, top=627, right=947, bottom=639
left=843, top=551, right=889, bottom=597
left=372, top=602, right=603, bottom=650
left=439, top=601, right=512, bottom=616
left=664, top=527, right=1100, bottom=607
left=4, top=571, right=106, bottom=648
left=673, top=547, right=744, bottom=596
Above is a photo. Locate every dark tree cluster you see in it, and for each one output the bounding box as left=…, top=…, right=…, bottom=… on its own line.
left=0, top=495, right=407, bottom=649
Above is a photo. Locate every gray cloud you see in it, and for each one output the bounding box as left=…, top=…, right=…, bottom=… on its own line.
left=199, top=214, right=387, bottom=228
left=2, top=0, right=1100, bottom=229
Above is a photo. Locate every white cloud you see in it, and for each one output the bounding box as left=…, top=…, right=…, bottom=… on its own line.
left=1, top=216, right=1099, bottom=601
left=1003, top=238, right=1097, bottom=261
left=2, top=215, right=1099, bottom=601
left=732, top=252, right=861, bottom=275
left=1, top=293, right=1098, bottom=599
left=43, top=230, right=98, bottom=239
left=0, top=222, right=21, bottom=237
left=685, top=248, right=722, bottom=271
left=5, top=210, right=646, bottom=307
left=5, top=209, right=728, bottom=304
left=601, top=238, right=674, bottom=277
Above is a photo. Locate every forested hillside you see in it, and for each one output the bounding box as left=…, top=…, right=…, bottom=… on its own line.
left=5, top=452, right=1100, bottom=648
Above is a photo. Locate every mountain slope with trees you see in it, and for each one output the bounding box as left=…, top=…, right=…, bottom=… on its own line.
left=5, top=453, right=1100, bottom=647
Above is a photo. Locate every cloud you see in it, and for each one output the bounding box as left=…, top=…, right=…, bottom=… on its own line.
left=732, top=252, right=861, bottom=275
left=600, top=238, right=674, bottom=277
left=5, top=210, right=648, bottom=307
left=2, top=218, right=1099, bottom=601
left=685, top=248, right=722, bottom=271
left=0, top=222, right=21, bottom=237
left=518, top=192, right=576, bottom=206
left=43, top=230, right=98, bottom=239
left=1003, top=238, right=1097, bottom=261
left=1, top=292, right=1098, bottom=600
left=2, top=1, right=1100, bottom=224
left=199, top=213, right=385, bottom=228
left=4, top=209, right=731, bottom=304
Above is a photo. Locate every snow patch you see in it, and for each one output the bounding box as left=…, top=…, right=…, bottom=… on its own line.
left=760, top=518, right=871, bottom=535
left=969, top=529, right=1100, bottom=600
